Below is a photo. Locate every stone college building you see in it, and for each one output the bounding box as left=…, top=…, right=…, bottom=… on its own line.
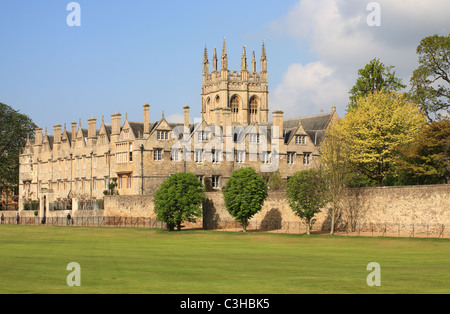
left=18, top=40, right=337, bottom=211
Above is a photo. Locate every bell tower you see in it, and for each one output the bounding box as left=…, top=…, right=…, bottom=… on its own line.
left=201, top=39, right=269, bottom=126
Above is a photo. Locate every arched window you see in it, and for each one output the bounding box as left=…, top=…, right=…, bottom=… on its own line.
left=230, top=95, right=240, bottom=122
left=249, top=96, right=259, bottom=123
left=203, top=97, right=210, bottom=113
left=215, top=95, right=220, bottom=109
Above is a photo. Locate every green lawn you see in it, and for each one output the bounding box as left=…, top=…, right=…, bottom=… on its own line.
left=0, top=225, right=449, bottom=294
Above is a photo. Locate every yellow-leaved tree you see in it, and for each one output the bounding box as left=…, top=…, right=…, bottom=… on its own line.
left=337, top=91, right=427, bottom=186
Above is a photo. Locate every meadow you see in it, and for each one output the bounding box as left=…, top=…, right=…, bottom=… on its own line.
left=0, top=225, right=449, bottom=294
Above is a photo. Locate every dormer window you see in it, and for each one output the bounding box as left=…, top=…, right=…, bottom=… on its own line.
left=157, top=130, right=169, bottom=140
left=249, top=133, right=260, bottom=144
left=295, top=135, right=306, bottom=145
left=197, top=131, right=210, bottom=141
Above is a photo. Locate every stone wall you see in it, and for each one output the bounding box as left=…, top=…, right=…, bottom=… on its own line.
left=12, top=184, right=450, bottom=235
left=202, top=184, right=450, bottom=233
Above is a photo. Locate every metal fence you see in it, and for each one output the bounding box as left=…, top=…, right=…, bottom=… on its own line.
left=0, top=216, right=167, bottom=229
left=78, top=200, right=104, bottom=210
left=209, top=219, right=450, bottom=239
left=1, top=216, right=449, bottom=238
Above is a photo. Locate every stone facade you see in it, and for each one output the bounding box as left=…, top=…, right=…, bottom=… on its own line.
left=18, top=40, right=338, bottom=218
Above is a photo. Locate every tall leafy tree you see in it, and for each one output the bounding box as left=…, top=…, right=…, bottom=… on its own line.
left=320, top=122, right=354, bottom=234
left=394, top=119, right=450, bottom=184
left=338, top=92, right=427, bottom=186
left=286, top=169, right=327, bottom=235
left=0, top=103, right=36, bottom=197
left=348, top=58, right=406, bottom=111
left=223, top=167, right=268, bottom=232
left=153, top=172, right=205, bottom=231
left=410, top=34, right=450, bottom=122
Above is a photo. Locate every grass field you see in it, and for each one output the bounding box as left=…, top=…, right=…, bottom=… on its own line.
left=0, top=225, right=449, bottom=294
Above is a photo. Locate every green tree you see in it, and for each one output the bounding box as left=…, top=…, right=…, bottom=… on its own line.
left=410, top=34, right=450, bottom=122
left=103, top=178, right=119, bottom=195
left=267, top=171, right=285, bottom=190
left=153, top=172, right=205, bottom=231
left=394, top=119, right=450, bottom=184
left=320, top=122, right=354, bottom=234
left=286, top=169, right=327, bottom=235
left=0, top=103, right=36, bottom=197
left=339, top=91, right=427, bottom=186
left=348, top=58, right=406, bottom=111
left=223, top=167, right=268, bottom=232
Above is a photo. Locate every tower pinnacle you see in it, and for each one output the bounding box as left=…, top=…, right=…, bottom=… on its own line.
left=221, top=38, right=228, bottom=70
left=241, top=45, right=247, bottom=71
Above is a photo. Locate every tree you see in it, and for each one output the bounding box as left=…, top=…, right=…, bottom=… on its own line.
left=0, top=103, right=36, bottom=197
left=265, top=171, right=285, bottom=190
left=339, top=91, right=427, bottom=186
left=103, top=178, right=119, bottom=195
left=153, top=172, right=205, bottom=231
left=286, top=169, right=327, bottom=235
left=410, top=34, right=450, bottom=122
left=320, top=121, right=354, bottom=234
left=394, top=119, right=450, bottom=184
left=348, top=58, right=406, bottom=111
left=223, top=167, right=268, bottom=232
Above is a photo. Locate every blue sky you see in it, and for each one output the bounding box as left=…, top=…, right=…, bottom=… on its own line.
left=1, top=0, right=449, bottom=132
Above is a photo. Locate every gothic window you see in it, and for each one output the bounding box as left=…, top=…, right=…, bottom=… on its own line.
left=204, top=98, right=210, bottom=113
left=230, top=95, right=240, bottom=122
left=215, top=96, right=220, bottom=109
left=249, top=96, right=259, bottom=123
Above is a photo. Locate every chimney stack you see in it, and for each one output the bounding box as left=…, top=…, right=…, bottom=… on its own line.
left=87, top=118, right=97, bottom=146
left=35, top=128, right=43, bottom=146
left=144, top=104, right=150, bottom=135
left=111, top=113, right=121, bottom=139
left=71, top=122, right=77, bottom=142
left=272, top=110, right=284, bottom=140
left=53, top=125, right=62, bottom=143
left=88, top=118, right=97, bottom=138
left=184, top=106, right=190, bottom=130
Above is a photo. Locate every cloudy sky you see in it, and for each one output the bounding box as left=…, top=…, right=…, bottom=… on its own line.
left=0, top=0, right=449, bottom=131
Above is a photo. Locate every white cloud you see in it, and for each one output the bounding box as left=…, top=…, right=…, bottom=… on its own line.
left=269, top=0, right=450, bottom=118
left=270, top=62, right=347, bottom=118
left=166, top=113, right=184, bottom=124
